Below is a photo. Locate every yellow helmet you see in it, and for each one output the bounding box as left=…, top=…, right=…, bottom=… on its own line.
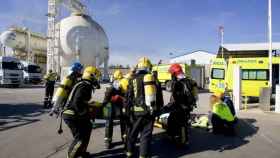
left=119, top=78, right=129, bottom=93
left=137, top=57, right=152, bottom=70
left=214, top=91, right=224, bottom=99
left=113, top=70, right=123, bottom=80
left=82, top=66, right=100, bottom=81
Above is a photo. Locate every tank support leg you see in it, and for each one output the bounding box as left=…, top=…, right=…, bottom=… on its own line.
left=103, top=57, right=109, bottom=81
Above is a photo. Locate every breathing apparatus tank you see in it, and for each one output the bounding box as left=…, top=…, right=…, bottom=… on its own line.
left=52, top=75, right=75, bottom=113
left=143, top=74, right=157, bottom=113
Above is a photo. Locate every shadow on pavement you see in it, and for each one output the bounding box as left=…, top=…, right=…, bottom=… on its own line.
left=0, top=103, right=46, bottom=131
left=90, top=118, right=258, bottom=158
left=151, top=118, right=258, bottom=158
left=91, top=147, right=126, bottom=158
left=0, top=84, right=45, bottom=89
left=19, top=85, right=45, bottom=89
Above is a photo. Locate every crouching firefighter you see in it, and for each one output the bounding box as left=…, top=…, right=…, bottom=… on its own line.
left=209, top=92, right=236, bottom=136
left=163, top=63, right=198, bottom=146
left=62, top=66, right=101, bottom=158
left=126, top=57, right=163, bottom=158
left=50, top=62, right=84, bottom=116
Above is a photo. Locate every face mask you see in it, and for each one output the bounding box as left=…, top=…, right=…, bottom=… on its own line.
left=112, top=80, right=120, bottom=90
left=90, top=76, right=101, bottom=89
left=94, top=80, right=101, bottom=89
left=73, top=73, right=82, bottom=79
left=177, top=74, right=186, bottom=80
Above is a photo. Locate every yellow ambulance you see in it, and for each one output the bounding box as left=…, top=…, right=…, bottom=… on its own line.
left=209, top=58, right=227, bottom=93
left=209, top=57, right=280, bottom=97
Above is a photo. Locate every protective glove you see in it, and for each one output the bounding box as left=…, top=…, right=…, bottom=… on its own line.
left=152, top=111, right=160, bottom=117
left=160, top=105, right=172, bottom=115
left=88, top=101, right=103, bottom=107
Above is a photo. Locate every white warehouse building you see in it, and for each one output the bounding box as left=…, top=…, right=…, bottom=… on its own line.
left=170, top=50, right=216, bottom=65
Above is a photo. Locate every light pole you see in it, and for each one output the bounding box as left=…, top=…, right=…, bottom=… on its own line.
left=268, top=0, right=273, bottom=87
left=219, top=26, right=224, bottom=58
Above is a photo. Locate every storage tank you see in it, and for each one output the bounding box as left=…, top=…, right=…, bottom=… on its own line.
left=0, top=28, right=47, bottom=51
left=0, top=27, right=47, bottom=73
left=59, top=14, right=109, bottom=78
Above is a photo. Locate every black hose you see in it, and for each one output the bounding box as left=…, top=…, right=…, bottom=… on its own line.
left=57, top=112, right=63, bottom=134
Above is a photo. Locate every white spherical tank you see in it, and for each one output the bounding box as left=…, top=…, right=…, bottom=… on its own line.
left=0, top=30, right=47, bottom=51
left=59, top=14, right=109, bottom=67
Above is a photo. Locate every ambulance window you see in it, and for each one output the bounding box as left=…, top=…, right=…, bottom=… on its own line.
left=242, top=71, right=249, bottom=80
left=249, top=71, right=257, bottom=80
left=211, top=68, right=224, bottom=79
left=242, top=69, right=268, bottom=80
left=257, top=70, right=267, bottom=80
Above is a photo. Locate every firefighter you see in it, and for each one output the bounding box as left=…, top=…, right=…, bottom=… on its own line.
left=219, top=92, right=236, bottom=117
left=163, top=63, right=198, bottom=146
left=103, top=70, right=129, bottom=149
left=62, top=66, right=101, bottom=158
left=43, top=69, right=57, bottom=108
left=209, top=92, right=236, bottom=136
left=50, top=62, right=84, bottom=116
left=126, top=57, right=163, bottom=158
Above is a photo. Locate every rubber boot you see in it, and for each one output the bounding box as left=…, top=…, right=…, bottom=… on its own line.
left=43, top=97, right=49, bottom=109
left=104, top=138, right=112, bottom=149
left=122, top=134, right=127, bottom=149
left=47, top=97, right=53, bottom=108
left=126, top=152, right=133, bottom=158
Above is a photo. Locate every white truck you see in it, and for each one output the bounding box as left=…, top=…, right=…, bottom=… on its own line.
left=0, top=56, right=23, bottom=87
left=20, top=61, right=42, bottom=84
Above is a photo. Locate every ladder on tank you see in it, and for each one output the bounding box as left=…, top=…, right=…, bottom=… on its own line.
left=47, top=0, right=57, bottom=72
left=47, top=0, right=86, bottom=74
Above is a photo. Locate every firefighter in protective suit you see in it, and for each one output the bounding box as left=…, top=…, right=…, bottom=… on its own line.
left=209, top=92, right=236, bottom=136
left=62, top=66, right=101, bottom=158
left=126, top=57, right=163, bottom=158
left=103, top=70, right=129, bottom=149
left=50, top=62, right=84, bottom=116
left=43, top=69, right=57, bottom=108
left=163, top=63, right=198, bottom=146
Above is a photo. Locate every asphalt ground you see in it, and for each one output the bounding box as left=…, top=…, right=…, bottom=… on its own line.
left=0, top=85, right=280, bottom=158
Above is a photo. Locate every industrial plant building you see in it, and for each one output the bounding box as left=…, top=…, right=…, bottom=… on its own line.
left=0, top=27, right=47, bottom=73
left=169, top=50, right=215, bottom=65
left=218, top=42, right=280, bottom=58
left=0, top=0, right=110, bottom=79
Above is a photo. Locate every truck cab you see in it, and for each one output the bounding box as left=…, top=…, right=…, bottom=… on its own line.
left=0, top=56, right=23, bottom=87
left=20, top=61, right=42, bottom=84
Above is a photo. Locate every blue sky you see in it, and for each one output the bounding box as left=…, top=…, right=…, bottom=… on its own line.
left=0, top=0, right=280, bottom=65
